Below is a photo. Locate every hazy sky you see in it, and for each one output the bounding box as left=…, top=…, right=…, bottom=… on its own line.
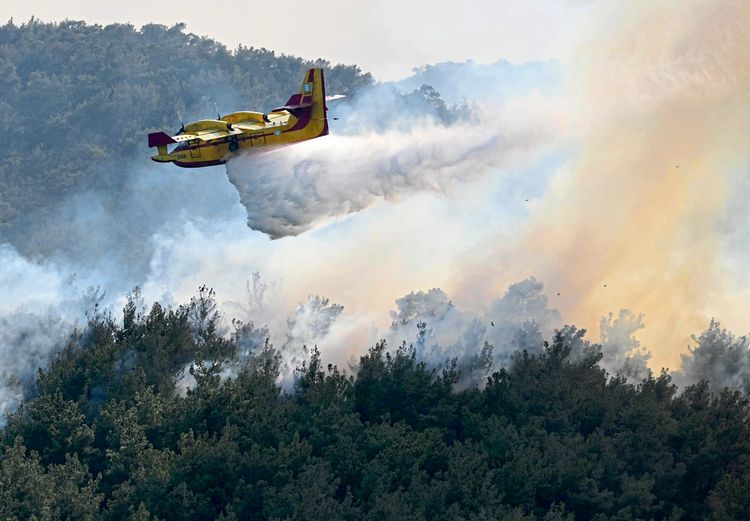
left=3, top=0, right=590, bottom=80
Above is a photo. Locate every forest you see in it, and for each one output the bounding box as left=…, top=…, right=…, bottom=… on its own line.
left=1, top=18, right=750, bottom=521
left=1, top=288, right=749, bottom=520
left=0, top=18, right=370, bottom=253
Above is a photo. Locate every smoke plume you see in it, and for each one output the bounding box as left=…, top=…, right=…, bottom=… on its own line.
left=384, top=278, right=560, bottom=387
left=598, top=310, right=651, bottom=383
left=225, top=82, right=561, bottom=237
left=0, top=245, right=101, bottom=419
left=675, top=320, right=750, bottom=394
left=453, top=0, right=750, bottom=370
left=1, top=1, right=749, bottom=421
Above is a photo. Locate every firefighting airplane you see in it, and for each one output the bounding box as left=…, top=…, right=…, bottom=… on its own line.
left=147, top=68, right=343, bottom=168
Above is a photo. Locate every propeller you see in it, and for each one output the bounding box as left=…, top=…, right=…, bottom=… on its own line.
left=176, top=110, right=185, bottom=134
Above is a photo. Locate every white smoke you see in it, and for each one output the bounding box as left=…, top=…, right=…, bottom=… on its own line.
left=225, top=81, right=562, bottom=238
left=384, top=278, right=561, bottom=386
left=0, top=245, right=101, bottom=422
left=397, top=60, right=563, bottom=106
left=674, top=320, right=750, bottom=394
left=2, top=48, right=747, bottom=427
left=280, top=295, right=344, bottom=383
left=599, top=310, right=652, bottom=383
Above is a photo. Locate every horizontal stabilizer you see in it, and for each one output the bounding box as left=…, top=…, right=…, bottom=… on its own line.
left=272, top=102, right=314, bottom=112
left=272, top=93, right=314, bottom=113
left=148, top=131, right=177, bottom=148
left=325, top=94, right=346, bottom=102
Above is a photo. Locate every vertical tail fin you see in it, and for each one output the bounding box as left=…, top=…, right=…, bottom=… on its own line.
left=273, top=68, right=329, bottom=137
left=275, top=68, right=327, bottom=116
left=298, top=68, right=327, bottom=122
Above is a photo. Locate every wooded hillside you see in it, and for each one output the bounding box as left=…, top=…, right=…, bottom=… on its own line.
left=1, top=289, right=748, bottom=520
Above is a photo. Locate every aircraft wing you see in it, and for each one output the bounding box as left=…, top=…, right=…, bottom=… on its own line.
left=233, top=122, right=267, bottom=132
left=149, top=127, right=250, bottom=148
left=191, top=129, right=240, bottom=141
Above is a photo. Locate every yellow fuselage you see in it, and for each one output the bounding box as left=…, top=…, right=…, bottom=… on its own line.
left=149, top=68, right=329, bottom=168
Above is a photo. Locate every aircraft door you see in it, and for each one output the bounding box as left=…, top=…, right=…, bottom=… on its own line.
left=190, top=142, right=201, bottom=158
left=251, top=134, right=266, bottom=148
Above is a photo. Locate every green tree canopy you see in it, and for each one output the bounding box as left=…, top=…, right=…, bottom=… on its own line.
left=1, top=289, right=748, bottom=520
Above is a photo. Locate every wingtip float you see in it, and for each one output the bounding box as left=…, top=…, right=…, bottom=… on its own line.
left=147, top=68, right=345, bottom=168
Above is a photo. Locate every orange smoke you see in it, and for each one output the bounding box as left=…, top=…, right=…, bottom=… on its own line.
left=454, top=0, right=750, bottom=370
